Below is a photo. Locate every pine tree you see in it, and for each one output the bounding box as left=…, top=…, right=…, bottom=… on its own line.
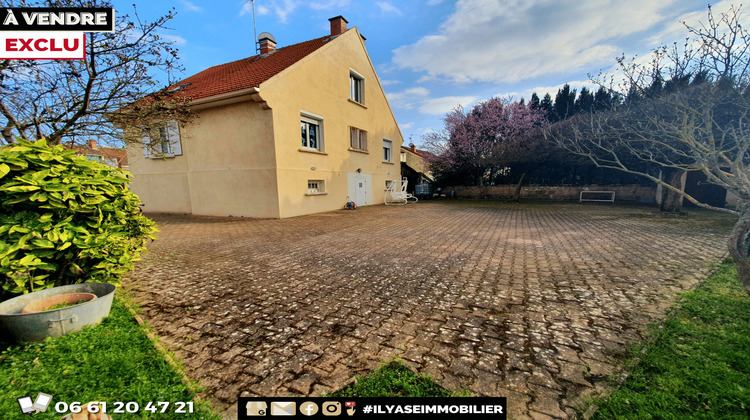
left=575, top=87, right=595, bottom=113
left=540, top=93, right=555, bottom=122
left=529, top=92, right=541, bottom=111
left=554, top=84, right=577, bottom=120
left=593, top=86, right=614, bottom=111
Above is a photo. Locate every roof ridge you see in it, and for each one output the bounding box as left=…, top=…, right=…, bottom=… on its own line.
left=166, top=34, right=337, bottom=100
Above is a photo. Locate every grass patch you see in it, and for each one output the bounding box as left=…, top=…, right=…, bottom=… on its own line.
left=329, top=360, right=467, bottom=397
left=0, top=298, right=220, bottom=419
left=591, top=260, right=750, bottom=419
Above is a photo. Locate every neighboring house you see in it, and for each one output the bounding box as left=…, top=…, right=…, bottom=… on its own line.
left=400, top=143, right=434, bottom=194
left=125, top=16, right=404, bottom=218
left=65, top=140, right=128, bottom=168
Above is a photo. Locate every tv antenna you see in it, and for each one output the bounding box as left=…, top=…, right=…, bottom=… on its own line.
left=247, top=0, right=259, bottom=54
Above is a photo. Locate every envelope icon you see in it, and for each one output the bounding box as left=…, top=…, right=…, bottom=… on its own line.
left=271, top=401, right=296, bottom=416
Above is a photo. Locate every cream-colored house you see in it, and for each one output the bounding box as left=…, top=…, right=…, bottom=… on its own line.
left=126, top=16, right=403, bottom=218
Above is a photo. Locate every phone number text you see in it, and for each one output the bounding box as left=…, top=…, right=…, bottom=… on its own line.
left=55, top=401, right=194, bottom=414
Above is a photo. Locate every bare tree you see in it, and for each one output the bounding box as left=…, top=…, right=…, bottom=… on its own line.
left=0, top=0, right=188, bottom=146
left=549, top=4, right=750, bottom=294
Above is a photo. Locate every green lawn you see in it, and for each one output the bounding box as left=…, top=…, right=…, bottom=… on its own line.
left=0, top=298, right=220, bottom=419
left=590, top=260, right=750, bottom=419
left=329, top=360, right=465, bottom=397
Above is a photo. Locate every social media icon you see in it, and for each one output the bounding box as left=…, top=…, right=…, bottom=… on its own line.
left=270, top=401, right=296, bottom=416
left=246, top=401, right=267, bottom=416
left=300, top=401, right=319, bottom=416
left=323, top=401, right=342, bottom=416
left=345, top=402, right=356, bottom=408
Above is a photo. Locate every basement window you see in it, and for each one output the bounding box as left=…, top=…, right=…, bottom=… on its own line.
left=307, top=180, right=326, bottom=195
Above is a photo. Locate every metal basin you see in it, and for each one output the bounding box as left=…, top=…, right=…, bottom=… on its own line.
left=0, top=283, right=116, bottom=343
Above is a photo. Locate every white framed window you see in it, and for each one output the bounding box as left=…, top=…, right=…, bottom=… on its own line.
left=400, top=150, right=407, bottom=162
left=350, top=69, right=364, bottom=104
left=383, top=138, right=393, bottom=163
left=143, top=120, right=182, bottom=158
left=307, top=180, right=325, bottom=195
left=349, top=126, right=367, bottom=151
left=301, top=112, right=324, bottom=152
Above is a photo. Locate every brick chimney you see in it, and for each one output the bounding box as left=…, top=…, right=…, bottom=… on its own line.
left=87, top=139, right=98, bottom=150
left=329, top=15, right=348, bottom=36
left=409, top=143, right=416, bottom=153
left=258, top=33, right=276, bottom=54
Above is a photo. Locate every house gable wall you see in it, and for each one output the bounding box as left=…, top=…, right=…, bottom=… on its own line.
left=260, top=28, right=404, bottom=218
left=126, top=100, right=280, bottom=218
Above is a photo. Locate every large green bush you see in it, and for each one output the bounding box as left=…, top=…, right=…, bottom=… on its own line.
left=0, top=139, right=157, bottom=297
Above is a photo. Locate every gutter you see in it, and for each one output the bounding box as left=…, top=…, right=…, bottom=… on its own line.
left=190, top=87, right=271, bottom=110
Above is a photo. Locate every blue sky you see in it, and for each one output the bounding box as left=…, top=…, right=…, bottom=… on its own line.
left=117, top=0, right=742, bottom=147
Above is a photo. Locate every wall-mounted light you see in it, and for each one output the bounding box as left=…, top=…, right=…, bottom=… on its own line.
left=356, top=168, right=362, bottom=173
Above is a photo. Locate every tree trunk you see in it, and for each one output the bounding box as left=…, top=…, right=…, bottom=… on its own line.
left=660, top=169, right=684, bottom=212
left=728, top=208, right=750, bottom=295
left=477, top=175, right=487, bottom=199
left=512, top=171, right=527, bottom=203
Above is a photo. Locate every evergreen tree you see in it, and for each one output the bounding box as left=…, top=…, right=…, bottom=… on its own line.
left=575, top=87, right=595, bottom=113
left=593, top=86, right=614, bottom=111
left=529, top=92, right=541, bottom=111
left=540, top=93, right=555, bottom=122
left=554, top=84, right=577, bottom=120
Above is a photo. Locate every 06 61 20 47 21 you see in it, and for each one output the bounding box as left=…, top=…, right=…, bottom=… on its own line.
left=55, top=400, right=194, bottom=415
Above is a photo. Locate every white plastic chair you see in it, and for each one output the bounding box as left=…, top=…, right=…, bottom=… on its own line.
left=385, top=180, right=418, bottom=205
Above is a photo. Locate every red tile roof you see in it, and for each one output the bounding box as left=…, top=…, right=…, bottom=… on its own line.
left=168, top=35, right=336, bottom=102
left=401, top=145, right=435, bottom=160
left=64, top=142, right=128, bottom=168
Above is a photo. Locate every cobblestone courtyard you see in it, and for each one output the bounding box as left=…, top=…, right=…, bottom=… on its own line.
left=125, top=202, right=733, bottom=419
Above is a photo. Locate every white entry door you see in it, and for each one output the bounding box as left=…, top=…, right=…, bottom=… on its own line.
left=348, top=172, right=371, bottom=206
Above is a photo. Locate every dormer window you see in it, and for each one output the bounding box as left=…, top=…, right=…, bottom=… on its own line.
left=350, top=69, right=364, bottom=105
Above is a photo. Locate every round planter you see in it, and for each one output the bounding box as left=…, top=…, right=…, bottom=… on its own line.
left=0, top=283, right=116, bottom=343
left=21, top=292, right=97, bottom=314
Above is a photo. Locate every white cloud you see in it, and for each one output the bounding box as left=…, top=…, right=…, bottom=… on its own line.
left=400, top=122, right=415, bottom=130
left=181, top=1, right=203, bottom=12
left=387, top=87, right=431, bottom=110
left=240, top=0, right=297, bottom=22
left=160, top=34, right=187, bottom=46
left=393, top=0, right=680, bottom=84
left=387, top=87, right=475, bottom=114
left=377, top=1, right=403, bottom=15
left=646, top=0, right=750, bottom=46
left=419, top=96, right=477, bottom=115
left=501, top=80, right=601, bottom=102
left=238, top=0, right=349, bottom=22
left=239, top=1, right=271, bottom=17
left=380, top=79, right=402, bottom=86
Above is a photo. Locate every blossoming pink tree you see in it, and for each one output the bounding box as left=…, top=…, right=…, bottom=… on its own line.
left=424, top=97, right=548, bottom=198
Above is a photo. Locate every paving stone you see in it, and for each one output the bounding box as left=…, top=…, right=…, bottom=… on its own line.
left=124, top=202, right=730, bottom=416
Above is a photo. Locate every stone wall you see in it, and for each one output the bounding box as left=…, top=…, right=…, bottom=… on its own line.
left=446, top=184, right=657, bottom=202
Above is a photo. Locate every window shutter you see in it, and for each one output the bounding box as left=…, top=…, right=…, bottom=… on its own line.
left=167, top=121, right=182, bottom=156
left=142, top=134, right=153, bottom=158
